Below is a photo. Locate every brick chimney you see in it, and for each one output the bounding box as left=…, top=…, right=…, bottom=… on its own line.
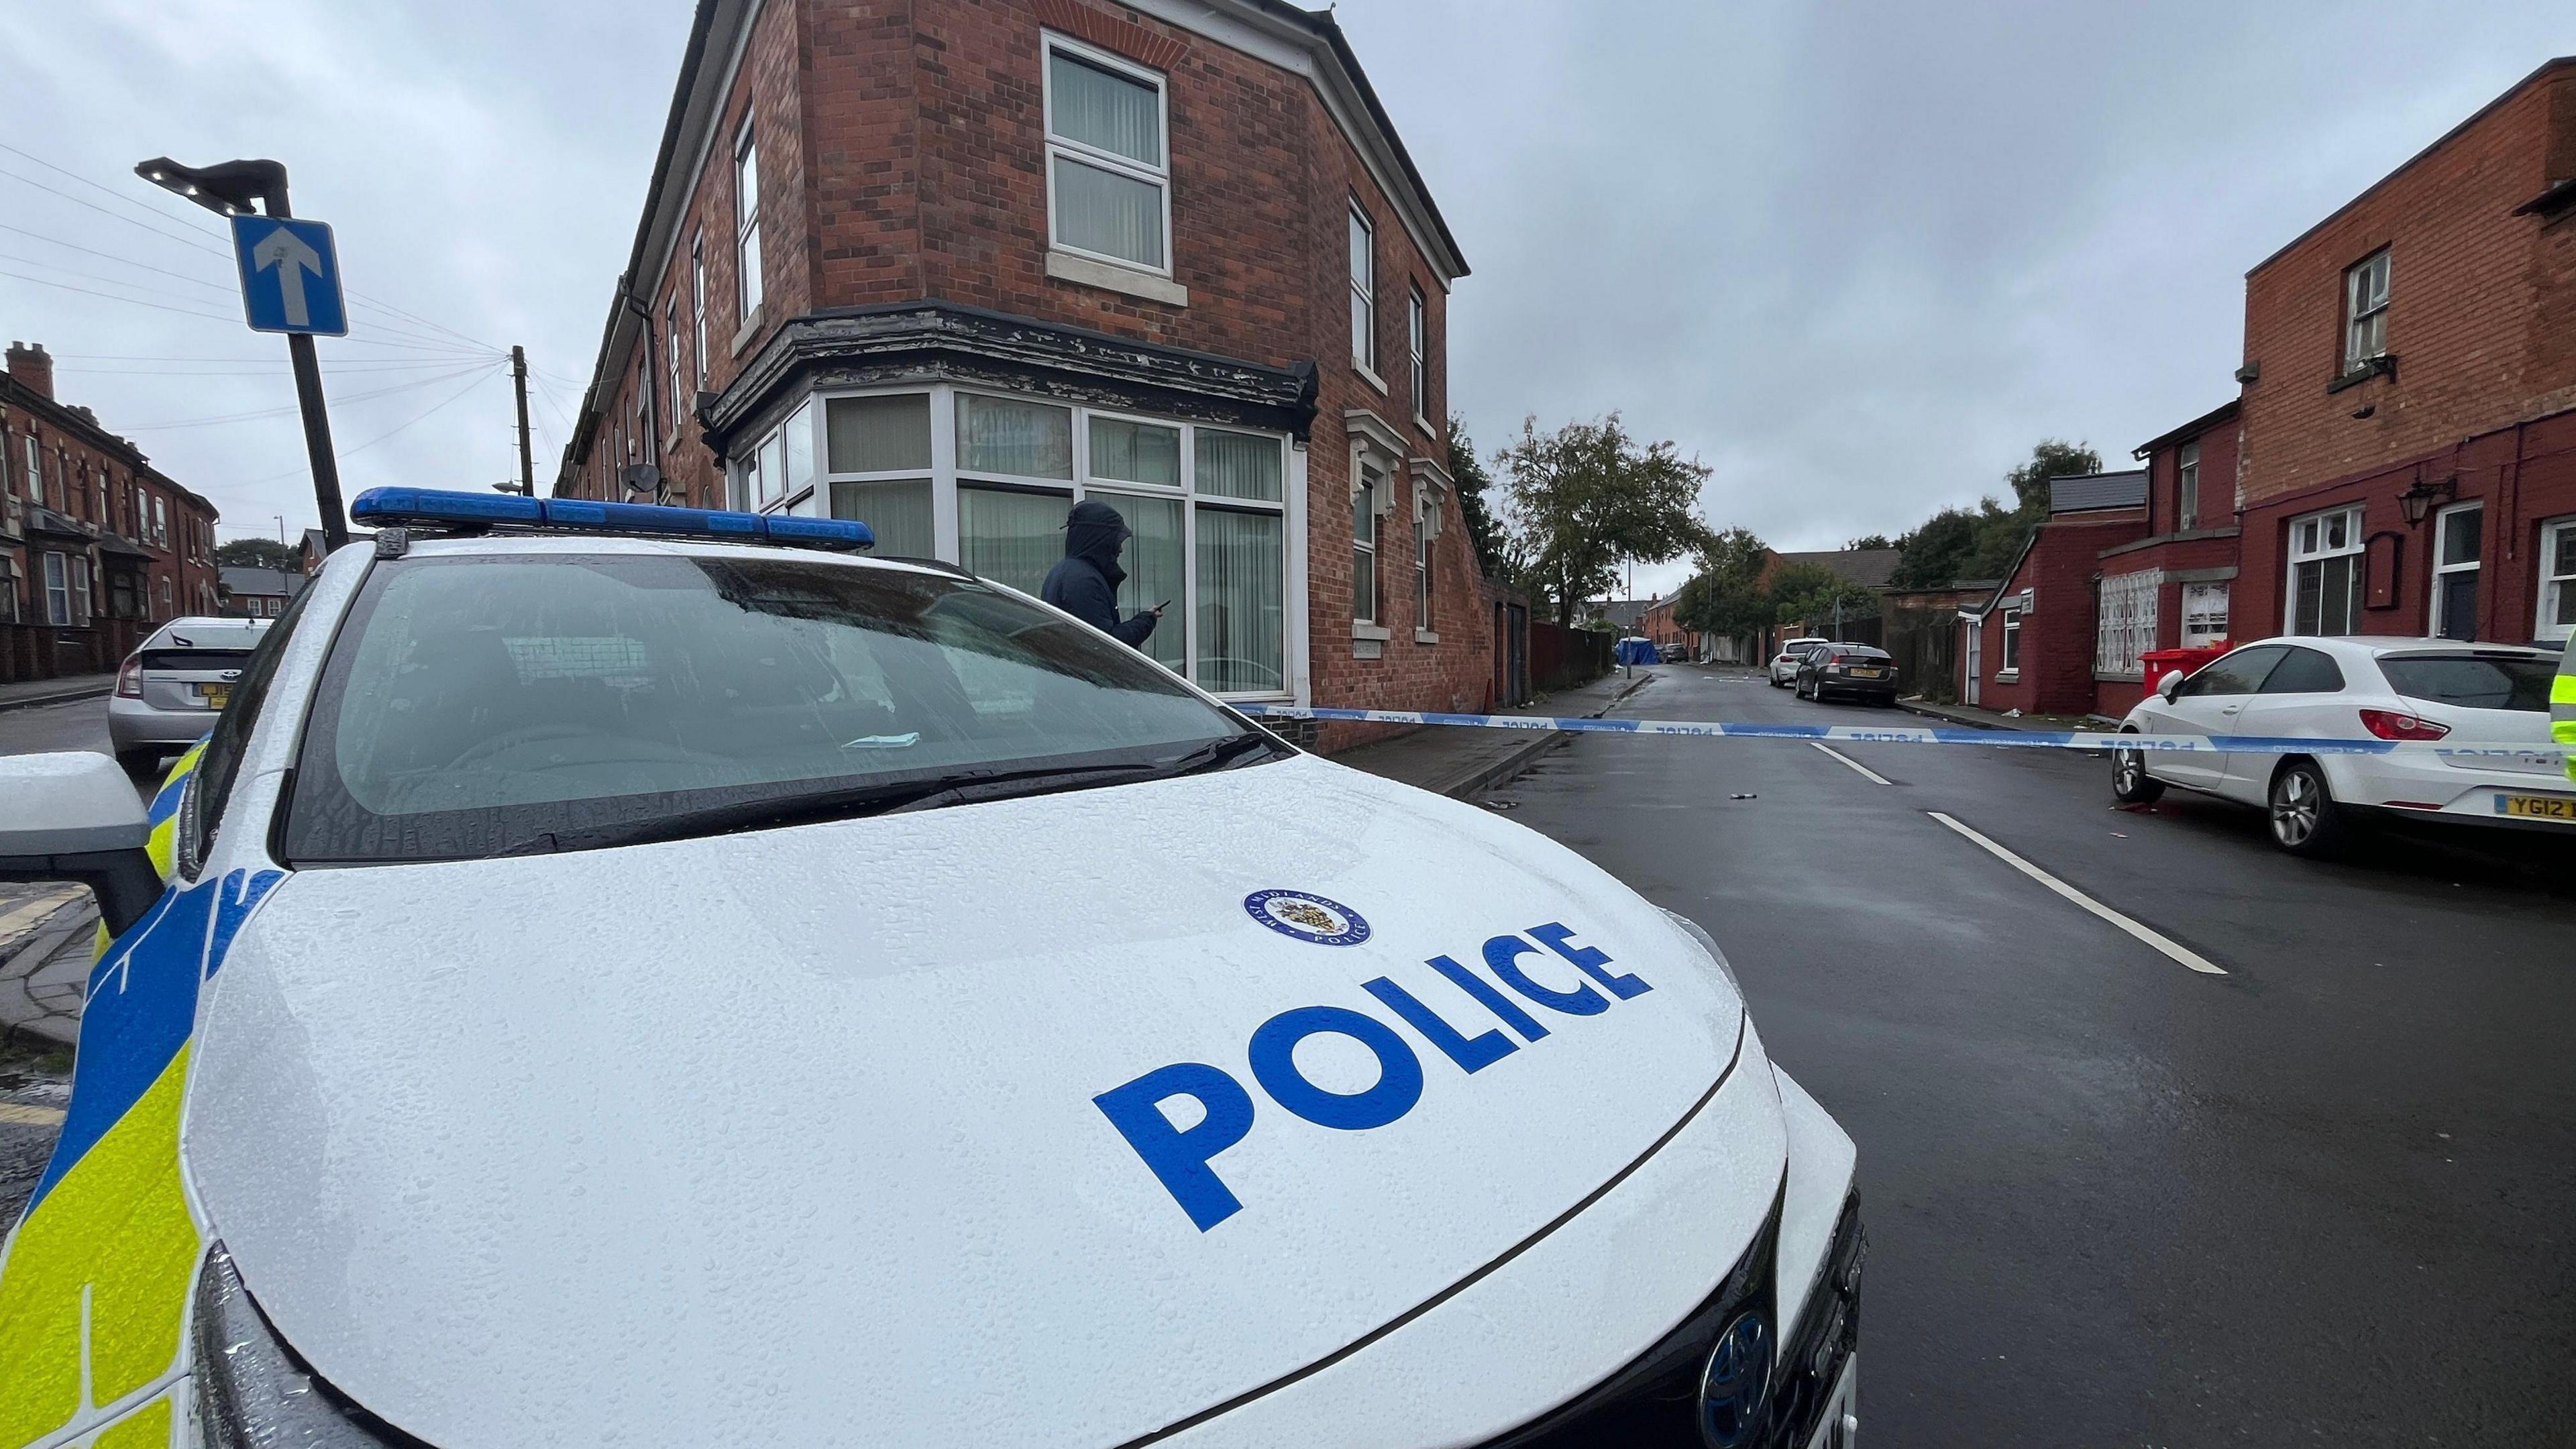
left=7, top=341, right=53, bottom=399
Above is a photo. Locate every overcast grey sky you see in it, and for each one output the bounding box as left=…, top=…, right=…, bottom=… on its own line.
left=4, top=1, right=2567, bottom=593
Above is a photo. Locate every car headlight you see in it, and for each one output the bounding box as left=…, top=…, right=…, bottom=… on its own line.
left=1658, top=907, right=1744, bottom=997
left=194, top=1244, right=416, bottom=1448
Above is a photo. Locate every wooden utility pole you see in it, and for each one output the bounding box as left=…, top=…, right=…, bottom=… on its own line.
left=511, top=345, right=535, bottom=495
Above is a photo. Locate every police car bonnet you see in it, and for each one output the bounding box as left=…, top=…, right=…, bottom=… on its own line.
left=182, top=756, right=1764, bottom=1448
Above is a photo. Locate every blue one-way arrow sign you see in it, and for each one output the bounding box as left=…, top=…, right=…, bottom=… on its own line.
left=229, top=215, right=347, bottom=335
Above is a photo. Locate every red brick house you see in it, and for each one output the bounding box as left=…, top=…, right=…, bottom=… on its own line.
left=2232, top=56, right=2576, bottom=651
left=0, top=341, right=222, bottom=682
left=551, top=0, right=1487, bottom=745
left=1962, top=472, right=2147, bottom=715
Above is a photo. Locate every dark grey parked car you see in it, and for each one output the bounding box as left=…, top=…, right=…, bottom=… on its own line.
left=1795, top=643, right=1900, bottom=705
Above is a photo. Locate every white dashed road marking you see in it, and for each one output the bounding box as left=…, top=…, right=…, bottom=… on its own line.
left=1927, top=811, right=2228, bottom=975
left=1811, top=741, right=1893, bottom=786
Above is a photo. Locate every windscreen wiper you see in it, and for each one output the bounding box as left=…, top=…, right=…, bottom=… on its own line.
left=489, top=761, right=1164, bottom=857
left=1157, top=731, right=1284, bottom=777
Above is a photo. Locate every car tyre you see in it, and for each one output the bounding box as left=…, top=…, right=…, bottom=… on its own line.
left=2110, top=735, right=2164, bottom=805
left=2267, top=758, right=2349, bottom=858
left=115, top=748, right=163, bottom=782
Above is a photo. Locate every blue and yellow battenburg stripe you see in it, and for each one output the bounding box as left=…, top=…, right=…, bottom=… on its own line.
left=0, top=746, right=283, bottom=1448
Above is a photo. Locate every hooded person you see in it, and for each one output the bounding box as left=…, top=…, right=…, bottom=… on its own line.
left=1041, top=498, right=1161, bottom=647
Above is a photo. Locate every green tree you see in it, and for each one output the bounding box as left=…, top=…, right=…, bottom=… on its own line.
left=214, top=537, right=299, bottom=571
left=1447, top=417, right=1506, bottom=581
left=1495, top=413, right=1713, bottom=627
left=1844, top=533, right=1894, bottom=551
left=1888, top=439, right=2102, bottom=588
left=1766, top=559, right=1879, bottom=629
left=1672, top=525, right=1774, bottom=642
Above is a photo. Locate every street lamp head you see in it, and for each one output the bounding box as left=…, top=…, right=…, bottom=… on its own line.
left=133, top=156, right=289, bottom=217
left=2396, top=475, right=2457, bottom=528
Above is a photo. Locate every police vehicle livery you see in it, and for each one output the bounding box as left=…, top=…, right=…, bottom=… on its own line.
left=0, top=490, right=1860, bottom=1449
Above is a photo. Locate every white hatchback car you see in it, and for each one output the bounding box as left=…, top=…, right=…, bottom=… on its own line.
left=2112, top=634, right=2570, bottom=855
left=0, top=489, right=1861, bottom=1449
left=1769, top=638, right=1829, bottom=687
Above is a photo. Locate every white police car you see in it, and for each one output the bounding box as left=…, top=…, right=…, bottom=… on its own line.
left=0, top=489, right=1860, bottom=1449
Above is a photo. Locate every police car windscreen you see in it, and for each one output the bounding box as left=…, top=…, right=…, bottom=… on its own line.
left=278, top=553, right=1265, bottom=863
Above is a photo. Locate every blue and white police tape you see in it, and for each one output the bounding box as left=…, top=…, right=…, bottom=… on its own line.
left=1231, top=703, right=2570, bottom=761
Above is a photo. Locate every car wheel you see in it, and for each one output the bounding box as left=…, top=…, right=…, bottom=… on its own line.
left=2267, top=759, right=2349, bottom=857
left=115, top=748, right=163, bottom=782
left=2111, top=735, right=2164, bottom=804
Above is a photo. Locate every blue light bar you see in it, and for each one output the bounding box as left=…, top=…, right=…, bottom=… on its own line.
left=347, top=488, right=875, bottom=552
left=350, top=487, right=543, bottom=525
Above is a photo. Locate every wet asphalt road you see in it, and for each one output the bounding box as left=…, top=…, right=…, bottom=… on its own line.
left=1491, top=665, right=2576, bottom=1447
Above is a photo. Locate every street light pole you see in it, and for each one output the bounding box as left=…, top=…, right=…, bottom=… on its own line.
left=511, top=345, right=535, bottom=495
left=136, top=156, right=348, bottom=551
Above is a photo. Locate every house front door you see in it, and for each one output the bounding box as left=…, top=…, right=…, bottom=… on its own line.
left=1963, top=620, right=1981, bottom=706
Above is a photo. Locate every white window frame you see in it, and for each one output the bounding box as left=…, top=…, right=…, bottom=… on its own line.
left=22, top=435, right=39, bottom=505
left=2181, top=582, right=2230, bottom=647
left=2095, top=570, right=2159, bottom=678
left=690, top=231, right=708, bottom=386
left=1349, top=204, right=1381, bottom=385
left=152, top=494, right=166, bottom=546
left=2176, top=439, right=2200, bottom=531
left=2429, top=501, right=2483, bottom=640
left=1407, top=284, right=1430, bottom=429
left=733, top=117, right=763, bottom=323
left=665, top=296, right=683, bottom=439
left=1351, top=453, right=1387, bottom=628
left=1040, top=33, right=1173, bottom=279
left=742, top=384, right=1303, bottom=700
left=1413, top=479, right=1436, bottom=640
left=41, top=551, right=68, bottom=626
left=1998, top=608, right=2022, bottom=676
left=2285, top=504, right=2365, bottom=636
left=2537, top=516, right=2576, bottom=644
left=2343, top=248, right=2390, bottom=373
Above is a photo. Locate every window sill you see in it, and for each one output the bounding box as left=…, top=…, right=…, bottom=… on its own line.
left=1353, top=362, right=1389, bottom=396
left=2326, top=354, right=2396, bottom=393
left=1993, top=669, right=2020, bottom=683
left=730, top=308, right=765, bottom=358
left=1414, top=629, right=1439, bottom=645
left=1352, top=621, right=1392, bottom=641
left=1046, top=250, right=1188, bottom=307
left=1415, top=414, right=1440, bottom=443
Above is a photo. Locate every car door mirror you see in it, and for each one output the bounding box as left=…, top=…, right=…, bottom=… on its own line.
left=2157, top=669, right=2186, bottom=702
left=0, top=753, right=163, bottom=934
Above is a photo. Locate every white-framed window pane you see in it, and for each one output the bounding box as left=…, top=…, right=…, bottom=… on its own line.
left=2096, top=572, right=2157, bottom=676
left=1349, top=208, right=1375, bottom=371
left=2000, top=612, right=2021, bottom=670
left=1197, top=506, right=1284, bottom=694
left=2182, top=583, right=2230, bottom=647
left=2543, top=522, right=2576, bottom=635
left=830, top=478, right=934, bottom=558
left=958, top=394, right=1074, bottom=479
left=736, top=127, right=763, bottom=317
left=827, top=394, right=933, bottom=474
left=1048, top=51, right=1161, bottom=166
left=70, top=559, right=89, bottom=625
left=1195, top=427, right=1281, bottom=502
left=1352, top=482, right=1378, bottom=623
left=782, top=401, right=814, bottom=500
left=959, top=485, right=1072, bottom=597
left=1096, top=490, right=1184, bottom=674
left=1052, top=155, right=1165, bottom=268
left=42, top=551, right=68, bottom=626
left=2177, top=441, right=2200, bottom=528
left=1408, top=287, right=1428, bottom=415
left=1089, top=417, right=1181, bottom=487
left=2437, top=505, right=2483, bottom=568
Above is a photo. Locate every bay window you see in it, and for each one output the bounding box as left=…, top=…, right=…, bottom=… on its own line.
left=1043, top=36, right=1169, bottom=273
left=747, top=385, right=1293, bottom=696
left=2287, top=505, right=2363, bottom=635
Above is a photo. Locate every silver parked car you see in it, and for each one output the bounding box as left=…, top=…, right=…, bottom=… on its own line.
left=107, top=616, right=271, bottom=777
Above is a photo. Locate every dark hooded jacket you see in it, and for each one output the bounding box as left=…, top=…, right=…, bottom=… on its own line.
left=1040, top=499, right=1157, bottom=647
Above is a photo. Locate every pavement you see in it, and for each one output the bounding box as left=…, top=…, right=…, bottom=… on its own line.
left=1334, top=667, right=1655, bottom=796
left=0, top=671, right=116, bottom=714
left=1487, top=661, right=2576, bottom=1445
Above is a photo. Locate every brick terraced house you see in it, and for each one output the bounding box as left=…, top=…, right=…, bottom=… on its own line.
left=553, top=0, right=1486, bottom=744
left=0, top=341, right=223, bottom=684
left=1965, top=57, right=2576, bottom=716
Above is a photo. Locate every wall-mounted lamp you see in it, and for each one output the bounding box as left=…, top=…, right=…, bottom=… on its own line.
left=2396, top=474, right=2457, bottom=527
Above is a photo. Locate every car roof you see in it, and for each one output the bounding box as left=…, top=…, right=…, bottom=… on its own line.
left=2235, top=634, right=2553, bottom=660
left=393, top=533, right=972, bottom=578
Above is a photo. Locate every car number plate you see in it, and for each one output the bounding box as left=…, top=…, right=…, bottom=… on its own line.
left=1849, top=668, right=1884, bottom=678
left=2496, top=793, right=2575, bottom=820
left=201, top=684, right=229, bottom=710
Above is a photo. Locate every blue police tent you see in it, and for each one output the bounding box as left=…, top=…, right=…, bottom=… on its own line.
left=1615, top=636, right=1658, bottom=666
